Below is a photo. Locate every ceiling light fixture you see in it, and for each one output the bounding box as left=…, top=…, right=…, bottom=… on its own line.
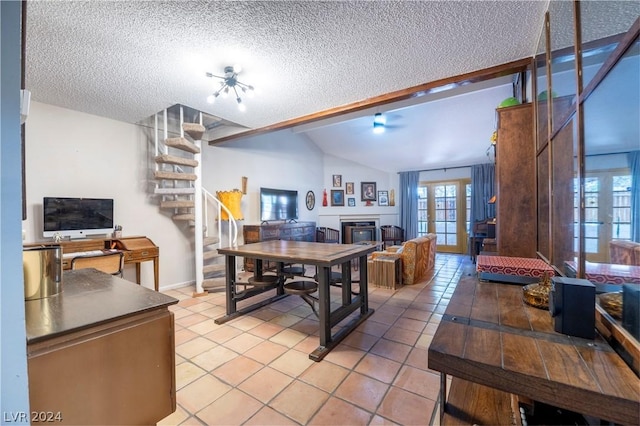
left=373, top=112, right=386, bottom=134
left=206, top=65, right=254, bottom=111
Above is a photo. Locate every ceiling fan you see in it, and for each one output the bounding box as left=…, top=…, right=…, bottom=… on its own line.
left=368, top=112, right=406, bottom=134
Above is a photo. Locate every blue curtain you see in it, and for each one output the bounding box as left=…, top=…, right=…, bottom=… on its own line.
left=399, top=171, right=419, bottom=239
left=629, top=151, right=640, bottom=242
left=470, top=163, right=495, bottom=229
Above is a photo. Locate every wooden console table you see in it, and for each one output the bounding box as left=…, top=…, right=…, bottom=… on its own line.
left=25, top=235, right=160, bottom=291
left=428, top=274, right=639, bottom=425
left=26, top=269, right=177, bottom=425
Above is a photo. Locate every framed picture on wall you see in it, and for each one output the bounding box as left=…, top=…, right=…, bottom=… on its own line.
left=332, top=174, right=342, bottom=187
left=361, top=182, right=376, bottom=201
left=378, top=191, right=389, bottom=206
left=348, top=197, right=355, bottom=207
left=345, top=182, right=354, bottom=194
left=331, top=190, right=345, bottom=206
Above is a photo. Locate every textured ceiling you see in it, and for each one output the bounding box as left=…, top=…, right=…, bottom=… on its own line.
left=25, top=1, right=548, bottom=128
left=25, top=1, right=553, bottom=171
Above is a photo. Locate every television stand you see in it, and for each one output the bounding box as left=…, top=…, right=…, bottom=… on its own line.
left=24, top=236, right=160, bottom=291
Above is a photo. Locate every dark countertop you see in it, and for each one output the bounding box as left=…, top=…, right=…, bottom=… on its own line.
left=25, top=269, right=178, bottom=344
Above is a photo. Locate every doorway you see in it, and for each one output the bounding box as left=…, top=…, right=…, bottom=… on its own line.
left=418, top=179, right=470, bottom=254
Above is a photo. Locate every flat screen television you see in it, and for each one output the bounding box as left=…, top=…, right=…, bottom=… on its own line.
left=260, top=188, right=298, bottom=222
left=43, top=197, right=114, bottom=239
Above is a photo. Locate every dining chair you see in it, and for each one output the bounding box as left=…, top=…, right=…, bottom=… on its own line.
left=380, top=225, right=405, bottom=249
left=71, top=251, right=124, bottom=277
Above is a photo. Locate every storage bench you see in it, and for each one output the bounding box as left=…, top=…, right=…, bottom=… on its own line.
left=477, top=255, right=555, bottom=284
left=564, top=260, right=640, bottom=285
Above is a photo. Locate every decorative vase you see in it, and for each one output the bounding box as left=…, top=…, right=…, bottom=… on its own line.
left=522, top=272, right=552, bottom=309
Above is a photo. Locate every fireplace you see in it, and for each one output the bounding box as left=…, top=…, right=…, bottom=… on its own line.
left=342, top=221, right=377, bottom=244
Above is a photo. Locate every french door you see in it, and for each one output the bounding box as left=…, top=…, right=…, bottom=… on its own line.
left=574, top=170, right=632, bottom=262
left=418, top=179, right=470, bottom=253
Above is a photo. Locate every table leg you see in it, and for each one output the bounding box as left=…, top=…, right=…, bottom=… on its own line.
left=341, top=261, right=352, bottom=305
left=135, top=263, right=141, bottom=286
left=440, top=372, right=447, bottom=423
left=153, top=257, right=159, bottom=291
left=225, top=255, right=237, bottom=316
left=317, top=266, right=331, bottom=347
left=359, top=254, right=369, bottom=315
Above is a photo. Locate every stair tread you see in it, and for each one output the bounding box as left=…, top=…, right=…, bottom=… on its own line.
left=155, top=154, right=198, bottom=167
left=165, top=137, right=200, bottom=154
left=204, top=263, right=225, bottom=273
left=203, top=236, right=220, bottom=246
left=154, top=187, right=195, bottom=195
left=203, top=250, right=221, bottom=260
left=183, top=123, right=205, bottom=141
left=160, top=200, right=195, bottom=208
left=202, top=278, right=225, bottom=290
left=154, top=170, right=197, bottom=181
left=172, top=213, right=195, bottom=221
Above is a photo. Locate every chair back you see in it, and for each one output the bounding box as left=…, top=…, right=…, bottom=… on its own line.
left=316, top=227, right=340, bottom=243
left=381, top=225, right=405, bottom=249
left=71, top=252, right=124, bottom=277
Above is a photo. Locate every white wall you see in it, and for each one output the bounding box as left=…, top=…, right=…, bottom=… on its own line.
left=201, top=128, right=325, bottom=236
left=318, top=155, right=399, bottom=234
left=24, top=102, right=192, bottom=289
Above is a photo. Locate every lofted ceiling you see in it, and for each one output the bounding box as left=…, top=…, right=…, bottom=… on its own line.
left=24, top=1, right=551, bottom=172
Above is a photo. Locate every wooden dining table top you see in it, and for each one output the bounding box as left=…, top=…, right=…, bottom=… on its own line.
left=217, top=240, right=378, bottom=267
left=428, top=274, right=640, bottom=425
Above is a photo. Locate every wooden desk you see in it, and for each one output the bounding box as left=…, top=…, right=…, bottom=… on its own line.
left=111, top=237, right=160, bottom=291
left=428, top=273, right=640, bottom=425
left=25, top=236, right=160, bottom=291
left=217, top=240, right=378, bottom=361
left=26, top=269, right=177, bottom=425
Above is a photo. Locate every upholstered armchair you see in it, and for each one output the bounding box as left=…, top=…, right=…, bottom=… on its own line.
left=610, top=240, right=640, bottom=266
left=371, top=234, right=437, bottom=284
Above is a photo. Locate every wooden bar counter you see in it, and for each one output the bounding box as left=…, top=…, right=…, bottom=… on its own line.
left=26, top=269, right=178, bottom=425
left=428, top=275, right=640, bottom=425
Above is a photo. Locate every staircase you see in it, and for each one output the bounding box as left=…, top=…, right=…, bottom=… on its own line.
left=152, top=106, right=238, bottom=295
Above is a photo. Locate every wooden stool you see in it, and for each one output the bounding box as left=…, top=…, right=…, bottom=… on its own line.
left=248, top=275, right=279, bottom=287
left=282, top=265, right=306, bottom=278
left=284, top=281, right=319, bottom=317
left=313, top=270, right=360, bottom=295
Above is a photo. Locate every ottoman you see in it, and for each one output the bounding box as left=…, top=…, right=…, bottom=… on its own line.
left=477, top=255, right=555, bottom=284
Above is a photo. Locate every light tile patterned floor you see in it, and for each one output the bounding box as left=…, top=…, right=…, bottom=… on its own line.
left=159, top=253, right=467, bottom=425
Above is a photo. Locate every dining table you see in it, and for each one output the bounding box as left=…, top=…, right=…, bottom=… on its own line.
left=216, top=239, right=379, bottom=361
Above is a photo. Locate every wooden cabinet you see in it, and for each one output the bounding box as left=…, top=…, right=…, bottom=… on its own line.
left=496, top=103, right=536, bottom=258
left=242, top=221, right=316, bottom=271
left=26, top=269, right=177, bottom=425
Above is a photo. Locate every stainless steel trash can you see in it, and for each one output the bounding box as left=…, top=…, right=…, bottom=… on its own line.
left=23, top=246, right=63, bottom=300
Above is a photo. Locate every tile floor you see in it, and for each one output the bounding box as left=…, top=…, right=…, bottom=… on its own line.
left=159, top=253, right=468, bottom=425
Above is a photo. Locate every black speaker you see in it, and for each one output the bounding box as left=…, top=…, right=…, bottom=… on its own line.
left=622, top=284, right=640, bottom=340
left=549, top=277, right=595, bottom=340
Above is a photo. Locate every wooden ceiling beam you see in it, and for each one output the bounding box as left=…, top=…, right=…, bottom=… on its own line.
left=208, top=57, right=533, bottom=145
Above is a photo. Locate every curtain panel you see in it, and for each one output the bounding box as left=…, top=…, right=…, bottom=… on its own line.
left=629, top=151, right=640, bottom=242
left=470, top=163, right=495, bottom=229
left=399, top=171, right=419, bottom=240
